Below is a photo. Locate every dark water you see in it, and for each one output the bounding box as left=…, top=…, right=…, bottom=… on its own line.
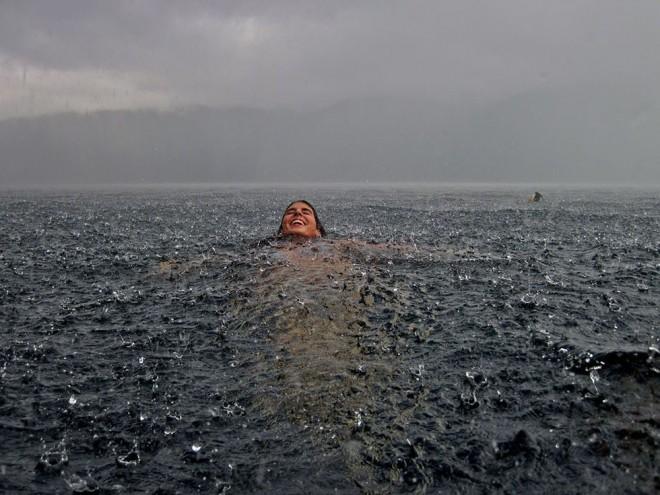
left=0, top=186, right=658, bottom=494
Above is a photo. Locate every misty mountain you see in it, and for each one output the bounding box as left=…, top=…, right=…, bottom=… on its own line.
left=449, top=86, right=659, bottom=183
left=1, top=88, right=658, bottom=185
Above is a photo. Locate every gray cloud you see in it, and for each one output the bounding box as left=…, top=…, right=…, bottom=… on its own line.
left=1, top=0, right=659, bottom=115
left=1, top=0, right=659, bottom=185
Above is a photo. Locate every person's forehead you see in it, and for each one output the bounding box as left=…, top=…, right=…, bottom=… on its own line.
left=287, top=202, right=312, bottom=211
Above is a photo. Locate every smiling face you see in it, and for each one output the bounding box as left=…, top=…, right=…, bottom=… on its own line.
left=280, top=201, right=321, bottom=238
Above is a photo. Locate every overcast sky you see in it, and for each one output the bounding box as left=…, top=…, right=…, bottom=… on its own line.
left=1, top=0, right=659, bottom=119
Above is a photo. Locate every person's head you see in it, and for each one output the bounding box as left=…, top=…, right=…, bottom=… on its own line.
left=278, top=200, right=326, bottom=238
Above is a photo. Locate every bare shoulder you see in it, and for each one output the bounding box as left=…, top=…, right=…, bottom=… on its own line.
left=322, top=239, right=419, bottom=262
left=154, top=251, right=235, bottom=278
left=155, top=257, right=206, bottom=278
left=329, top=238, right=415, bottom=252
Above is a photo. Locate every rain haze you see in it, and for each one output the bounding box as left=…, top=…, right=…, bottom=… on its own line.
left=1, top=0, right=659, bottom=186
left=2, top=3, right=660, bottom=493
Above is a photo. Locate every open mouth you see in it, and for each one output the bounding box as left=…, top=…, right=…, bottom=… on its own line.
left=290, top=219, right=305, bottom=226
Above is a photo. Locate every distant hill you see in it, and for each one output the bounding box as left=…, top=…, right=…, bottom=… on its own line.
left=449, top=86, right=659, bottom=183
left=1, top=88, right=658, bottom=185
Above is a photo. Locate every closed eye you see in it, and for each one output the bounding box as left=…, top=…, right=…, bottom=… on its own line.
left=286, top=208, right=313, bottom=216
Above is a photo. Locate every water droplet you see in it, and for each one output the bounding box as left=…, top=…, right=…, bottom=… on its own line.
left=68, top=395, right=77, bottom=405
left=117, top=443, right=140, bottom=466
left=63, top=473, right=98, bottom=492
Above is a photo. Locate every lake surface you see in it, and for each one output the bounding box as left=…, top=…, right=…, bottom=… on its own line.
left=0, top=185, right=658, bottom=494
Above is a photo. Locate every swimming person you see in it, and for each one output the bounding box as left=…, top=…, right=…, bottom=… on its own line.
left=154, top=200, right=489, bottom=488
left=159, top=200, right=325, bottom=275
left=277, top=200, right=326, bottom=238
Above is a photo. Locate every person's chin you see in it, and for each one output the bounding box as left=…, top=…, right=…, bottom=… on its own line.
left=284, top=228, right=316, bottom=238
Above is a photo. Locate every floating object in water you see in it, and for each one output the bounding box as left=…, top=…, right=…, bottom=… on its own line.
left=528, top=191, right=544, bottom=203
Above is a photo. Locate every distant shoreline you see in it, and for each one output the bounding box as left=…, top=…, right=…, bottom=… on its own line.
left=2, top=181, right=659, bottom=193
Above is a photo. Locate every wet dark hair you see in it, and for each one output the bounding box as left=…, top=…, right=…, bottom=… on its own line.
left=277, top=200, right=326, bottom=237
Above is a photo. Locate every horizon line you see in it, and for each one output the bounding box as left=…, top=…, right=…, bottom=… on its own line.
left=2, top=180, right=659, bottom=193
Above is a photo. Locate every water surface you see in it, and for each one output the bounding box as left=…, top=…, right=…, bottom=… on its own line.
left=0, top=186, right=658, bottom=493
